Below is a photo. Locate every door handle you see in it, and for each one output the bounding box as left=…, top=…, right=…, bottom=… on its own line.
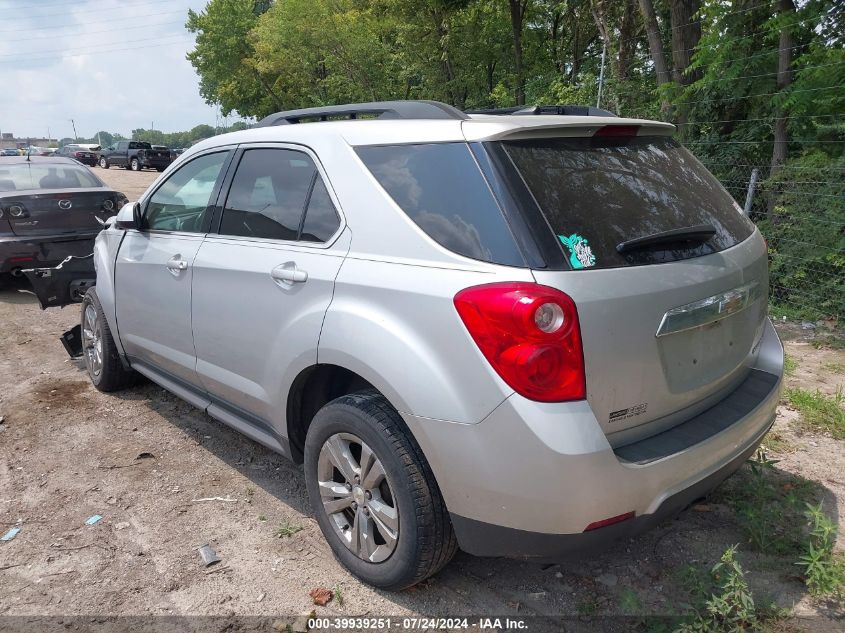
left=271, top=262, right=308, bottom=285
left=166, top=255, right=189, bottom=274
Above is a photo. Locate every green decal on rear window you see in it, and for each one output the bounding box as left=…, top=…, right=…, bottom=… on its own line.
left=558, top=234, right=596, bottom=269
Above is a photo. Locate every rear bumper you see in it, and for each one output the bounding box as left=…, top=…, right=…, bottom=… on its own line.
left=449, top=428, right=766, bottom=559
left=0, top=234, right=97, bottom=274
left=402, top=318, right=783, bottom=559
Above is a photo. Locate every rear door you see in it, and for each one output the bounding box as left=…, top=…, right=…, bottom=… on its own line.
left=114, top=148, right=233, bottom=386
left=493, top=133, right=767, bottom=442
left=191, top=144, right=348, bottom=429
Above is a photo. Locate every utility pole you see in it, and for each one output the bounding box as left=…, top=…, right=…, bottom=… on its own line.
left=69, top=119, right=78, bottom=141
left=596, top=41, right=607, bottom=109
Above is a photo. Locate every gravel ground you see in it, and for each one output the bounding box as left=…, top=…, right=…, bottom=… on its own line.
left=0, top=167, right=843, bottom=630
left=95, top=165, right=161, bottom=201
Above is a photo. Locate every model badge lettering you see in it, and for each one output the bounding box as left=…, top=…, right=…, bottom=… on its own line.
left=609, top=403, right=648, bottom=422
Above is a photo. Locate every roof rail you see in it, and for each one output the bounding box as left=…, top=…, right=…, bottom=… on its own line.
left=256, top=100, right=468, bottom=127
left=466, top=105, right=618, bottom=118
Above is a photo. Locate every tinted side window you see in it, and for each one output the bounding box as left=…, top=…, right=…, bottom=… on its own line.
left=219, top=148, right=316, bottom=241
left=300, top=178, right=340, bottom=242
left=145, top=152, right=227, bottom=232
left=356, top=143, right=524, bottom=266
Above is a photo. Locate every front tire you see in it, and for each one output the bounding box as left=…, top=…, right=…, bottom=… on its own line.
left=130, top=158, right=140, bottom=171
left=304, top=390, right=457, bottom=590
left=99, top=157, right=109, bottom=169
left=81, top=288, right=137, bottom=392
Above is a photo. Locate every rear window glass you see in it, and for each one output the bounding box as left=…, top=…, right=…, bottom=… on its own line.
left=0, top=163, right=101, bottom=191
left=502, top=136, right=754, bottom=269
left=356, top=143, right=524, bottom=266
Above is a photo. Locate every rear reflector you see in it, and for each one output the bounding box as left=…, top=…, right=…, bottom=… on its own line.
left=594, top=125, right=640, bottom=138
left=9, top=256, right=35, bottom=264
left=584, top=511, right=635, bottom=532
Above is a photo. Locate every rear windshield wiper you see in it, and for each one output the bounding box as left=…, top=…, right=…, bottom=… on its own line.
left=616, top=224, right=717, bottom=254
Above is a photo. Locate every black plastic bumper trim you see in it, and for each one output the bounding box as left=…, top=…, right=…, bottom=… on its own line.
left=614, top=369, right=779, bottom=465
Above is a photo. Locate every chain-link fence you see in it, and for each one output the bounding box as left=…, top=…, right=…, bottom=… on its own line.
left=690, top=140, right=845, bottom=340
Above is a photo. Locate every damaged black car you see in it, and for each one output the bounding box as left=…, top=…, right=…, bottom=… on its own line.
left=0, top=155, right=126, bottom=294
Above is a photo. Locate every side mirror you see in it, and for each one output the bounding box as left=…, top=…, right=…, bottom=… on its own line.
left=115, top=201, right=142, bottom=230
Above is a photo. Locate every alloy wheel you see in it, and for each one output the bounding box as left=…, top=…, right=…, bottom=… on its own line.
left=82, top=304, right=103, bottom=377
left=317, top=432, right=399, bottom=563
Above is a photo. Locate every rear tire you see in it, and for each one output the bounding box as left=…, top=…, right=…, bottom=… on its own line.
left=81, top=288, right=137, bottom=392
left=304, top=389, right=457, bottom=590
left=99, top=157, right=109, bottom=169
left=130, top=158, right=140, bottom=171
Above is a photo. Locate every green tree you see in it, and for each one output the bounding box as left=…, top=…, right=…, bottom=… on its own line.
left=186, top=0, right=279, bottom=117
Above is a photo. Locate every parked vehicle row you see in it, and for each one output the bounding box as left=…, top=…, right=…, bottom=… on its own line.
left=17, top=100, right=783, bottom=592
left=21, top=142, right=183, bottom=172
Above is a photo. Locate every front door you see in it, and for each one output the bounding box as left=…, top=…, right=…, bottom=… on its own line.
left=191, top=145, right=348, bottom=434
left=115, top=149, right=232, bottom=386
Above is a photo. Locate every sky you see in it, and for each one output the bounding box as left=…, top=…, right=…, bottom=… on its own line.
left=0, top=0, right=231, bottom=140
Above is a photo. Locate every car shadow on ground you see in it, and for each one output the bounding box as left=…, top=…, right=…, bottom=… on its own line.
left=0, top=277, right=38, bottom=305
left=99, top=375, right=838, bottom=622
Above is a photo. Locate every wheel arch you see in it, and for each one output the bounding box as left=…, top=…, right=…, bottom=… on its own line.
left=286, top=363, right=382, bottom=464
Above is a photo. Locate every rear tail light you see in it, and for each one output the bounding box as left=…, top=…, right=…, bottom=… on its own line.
left=454, top=282, right=586, bottom=402
left=74, top=151, right=84, bottom=158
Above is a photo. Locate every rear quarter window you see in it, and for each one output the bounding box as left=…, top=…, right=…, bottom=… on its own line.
left=501, top=136, right=755, bottom=269
left=356, top=143, right=525, bottom=266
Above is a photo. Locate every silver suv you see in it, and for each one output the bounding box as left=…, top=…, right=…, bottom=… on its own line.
left=53, top=101, right=784, bottom=589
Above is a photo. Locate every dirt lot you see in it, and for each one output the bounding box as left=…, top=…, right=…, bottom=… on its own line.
left=95, top=166, right=161, bottom=201
left=0, top=166, right=843, bottom=630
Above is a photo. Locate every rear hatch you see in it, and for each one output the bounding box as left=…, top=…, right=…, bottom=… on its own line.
left=496, top=130, right=767, bottom=444
left=2, top=188, right=118, bottom=236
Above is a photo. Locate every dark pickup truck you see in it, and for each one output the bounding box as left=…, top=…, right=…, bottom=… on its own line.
left=98, top=141, right=170, bottom=172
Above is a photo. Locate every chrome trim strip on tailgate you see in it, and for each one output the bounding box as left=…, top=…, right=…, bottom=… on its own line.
left=656, top=281, right=762, bottom=337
